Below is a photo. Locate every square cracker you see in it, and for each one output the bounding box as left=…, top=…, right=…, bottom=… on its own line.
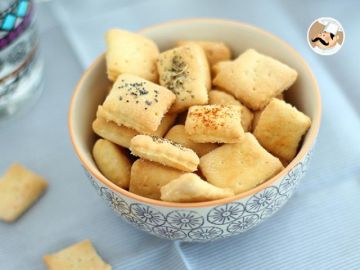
left=160, top=173, right=234, bottom=203
left=0, top=164, right=47, bottom=222
left=157, top=43, right=210, bottom=113
left=130, top=135, right=199, bottom=172
left=130, top=159, right=185, bottom=200
left=93, top=114, right=177, bottom=149
left=176, top=40, right=231, bottom=66
left=200, top=133, right=284, bottom=194
left=165, top=125, right=218, bottom=156
left=254, top=98, right=311, bottom=161
left=105, top=29, right=159, bottom=82
left=43, top=240, right=111, bottom=270
left=213, top=49, right=297, bottom=110
left=185, top=105, right=244, bottom=143
left=209, top=90, right=253, bottom=131
left=97, top=74, right=176, bottom=134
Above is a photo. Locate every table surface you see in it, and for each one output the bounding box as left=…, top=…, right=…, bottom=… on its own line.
left=1, top=0, right=360, bottom=269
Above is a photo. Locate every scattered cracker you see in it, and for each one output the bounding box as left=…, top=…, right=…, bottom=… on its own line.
left=213, top=49, right=297, bottom=110
left=43, top=240, right=111, bottom=270
left=160, top=173, right=234, bottom=202
left=130, top=135, right=199, bottom=172
left=253, top=98, right=311, bottom=161
left=185, top=105, right=244, bottom=143
left=200, top=133, right=284, bottom=194
left=105, top=29, right=159, bottom=82
left=0, top=164, right=47, bottom=222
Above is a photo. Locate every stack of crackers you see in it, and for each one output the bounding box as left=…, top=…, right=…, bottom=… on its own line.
left=92, top=29, right=312, bottom=203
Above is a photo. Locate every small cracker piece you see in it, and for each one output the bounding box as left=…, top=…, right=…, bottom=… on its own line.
left=209, top=90, right=254, bottom=131
left=130, top=159, right=185, bottom=200
left=105, top=29, right=159, bottom=82
left=253, top=98, right=311, bottom=161
left=43, top=240, right=111, bottom=270
left=213, top=49, right=297, bottom=110
left=185, top=105, right=244, bottom=143
left=93, top=139, right=131, bottom=188
left=93, top=114, right=177, bottom=149
left=200, top=133, right=284, bottom=194
left=165, top=125, right=217, bottom=156
left=0, top=164, right=47, bottom=222
left=130, top=135, right=199, bottom=172
left=157, top=43, right=210, bottom=113
left=176, top=40, right=231, bottom=66
left=160, top=173, right=234, bottom=202
left=211, top=60, right=232, bottom=77
left=92, top=118, right=138, bottom=149
left=97, top=74, right=175, bottom=134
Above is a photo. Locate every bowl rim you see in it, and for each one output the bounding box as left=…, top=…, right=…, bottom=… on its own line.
left=69, top=18, right=322, bottom=209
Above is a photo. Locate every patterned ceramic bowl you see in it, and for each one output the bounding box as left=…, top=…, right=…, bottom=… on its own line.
left=69, top=19, right=321, bottom=242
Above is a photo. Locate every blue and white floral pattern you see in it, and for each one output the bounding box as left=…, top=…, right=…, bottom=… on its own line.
left=153, top=226, right=186, bottom=240
left=227, top=214, right=260, bottom=233
left=166, top=210, right=204, bottom=230
left=188, top=227, right=223, bottom=241
left=130, top=204, right=166, bottom=227
left=83, top=151, right=312, bottom=242
left=245, top=187, right=279, bottom=213
left=207, top=202, right=245, bottom=225
left=102, top=189, right=130, bottom=215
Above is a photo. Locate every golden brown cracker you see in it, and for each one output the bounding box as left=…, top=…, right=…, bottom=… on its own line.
left=253, top=98, right=311, bottom=161
left=105, top=29, right=159, bottom=82
left=93, top=139, right=131, bottom=188
left=160, top=173, right=234, bottom=202
left=200, top=133, right=284, bottom=194
left=0, top=164, right=47, bottom=222
left=130, top=135, right=199, bottom=172
left=43, top=240, right=111, bottom=270
left=213, top=49, right=297, bottom=110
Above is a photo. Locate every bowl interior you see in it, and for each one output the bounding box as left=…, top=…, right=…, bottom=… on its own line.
left=69, top=19, right=321, bottom=207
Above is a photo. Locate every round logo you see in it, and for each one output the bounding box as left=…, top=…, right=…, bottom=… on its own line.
left=307, top=17, right=345, bottom=56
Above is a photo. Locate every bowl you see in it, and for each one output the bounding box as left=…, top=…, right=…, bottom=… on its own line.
left=69, top=18, right=321, bottom=242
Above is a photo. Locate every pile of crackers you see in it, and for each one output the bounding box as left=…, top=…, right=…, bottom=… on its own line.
left=92, top=29, right=312, bottom=203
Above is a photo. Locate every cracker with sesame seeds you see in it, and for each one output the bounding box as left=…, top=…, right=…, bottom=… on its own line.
left=97, top=74, right=176, bottom=134
left=92, top=114, right=177, bottom=149
left=176, top=40, right=231, bottom=66
left=185, top=105, right=244, bottom=143
left=130, top=159, right=185, bottom=200
left=208, top=90, right=253, bottom=131
left=43, top=240, right=111, bottom=270
left=165, top=125, right=218, bottom=156
left=157, top=43, right=210, bottom=113
left=92, top=139, right=131, bottom=188
left=200, top=133, right=284, bottom=194
left=0, top=164, right=47, bottom=222
left=105, top=29, right=159, bottom=82
left=253, top=98, right=311, bottom=161
left=213, top=49, right=297, bottom=110
left=130, top=135, right=199, bottom=172
left=160, top=173, right=234, bottom=203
